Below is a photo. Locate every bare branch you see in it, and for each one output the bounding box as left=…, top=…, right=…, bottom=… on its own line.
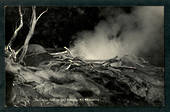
left=64, top=46, right=73, bottom=57
left=29, top=6, right=36, bottom=27
left=7, top=6, right=23, bottom=49
left=36, top=8, right=48, bottom=21
left=32, top=6, right=36, bottom=17
left=16, top=45, right=24, bottom=55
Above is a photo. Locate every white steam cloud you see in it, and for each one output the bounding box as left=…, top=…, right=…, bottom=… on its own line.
left=70, top=6, right=164, bottom=60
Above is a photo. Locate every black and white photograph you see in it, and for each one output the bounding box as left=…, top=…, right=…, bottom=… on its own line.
left=5, top=6, right=164, bottom=107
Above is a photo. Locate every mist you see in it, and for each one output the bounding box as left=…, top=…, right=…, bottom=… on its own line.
left=70, top=6, right=164, bottom=63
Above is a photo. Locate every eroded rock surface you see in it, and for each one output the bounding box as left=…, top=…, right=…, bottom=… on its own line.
left=5, top=48, right=164, bottom=107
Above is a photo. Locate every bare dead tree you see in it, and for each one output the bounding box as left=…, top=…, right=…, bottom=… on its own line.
left=5, top=6, right=48, bottom=63
left=18, top=6, right=48, bottom=63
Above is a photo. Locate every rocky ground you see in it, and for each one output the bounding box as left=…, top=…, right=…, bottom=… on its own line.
left=5, top=46, right=164, bottom=107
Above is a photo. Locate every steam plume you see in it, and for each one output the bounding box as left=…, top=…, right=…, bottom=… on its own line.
left=70, top=6, right=164, bottom=61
